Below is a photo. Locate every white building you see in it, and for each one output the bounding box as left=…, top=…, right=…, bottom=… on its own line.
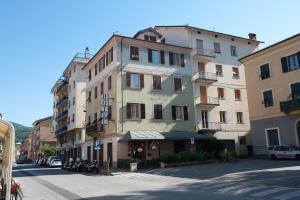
left=156, top=25, right=262, bottom=154
left=51, top=50, right=92, bottom=162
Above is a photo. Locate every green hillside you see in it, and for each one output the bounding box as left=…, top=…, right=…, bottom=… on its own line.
left=11, top=122, right=32, bottom=143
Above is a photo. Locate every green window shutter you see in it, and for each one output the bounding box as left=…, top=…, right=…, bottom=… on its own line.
left=140, top=104, right=145, bottom=119
left=281, top=57, right=288, bottom=73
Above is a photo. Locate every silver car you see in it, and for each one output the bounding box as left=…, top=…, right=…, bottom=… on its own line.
left=268, top=146, right=300, bottom=160
left=49, top=159, right=62, bottom=168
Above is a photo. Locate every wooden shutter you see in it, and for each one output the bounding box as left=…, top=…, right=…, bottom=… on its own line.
left=126, top=72, right=131, bottom=87
left=160, top=51, right=165, bottom=64
left=140, top=104, right=145, bottom=119
left=172, top=106, right=176, bottom=120
left=148, top=49, right=153, bottom=63
left=126, top=103, right=131, bottom=119
left=180, top=54, right=185, bottom=67
left=140, top=74, right=144, bottom=88
left=169, top=52, right=174, bottom=65
left=281, top=57, right=288, bottom=73
left=183, top=106, right=188, bottom=121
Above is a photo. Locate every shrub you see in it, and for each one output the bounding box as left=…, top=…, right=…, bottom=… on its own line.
left=218, top=150, right=238, bottom=162
left=160, top=152, right=204, bottom=164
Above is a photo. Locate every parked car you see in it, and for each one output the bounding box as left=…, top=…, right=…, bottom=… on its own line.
left=49, top=159, right=62, bottom=168
left=46, top=156, right=58, bottom=166
left=268, top=145, right=300, bottom=160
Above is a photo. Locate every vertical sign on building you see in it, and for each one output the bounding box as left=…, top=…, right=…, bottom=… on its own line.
left=100, top=94, right=108, bottom=125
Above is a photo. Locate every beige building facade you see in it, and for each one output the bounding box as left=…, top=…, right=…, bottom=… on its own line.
left=240, top=33, right=300, bottom=155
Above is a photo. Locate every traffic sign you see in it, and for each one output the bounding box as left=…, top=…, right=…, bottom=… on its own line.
left=94, top=140, right=102, bottom=150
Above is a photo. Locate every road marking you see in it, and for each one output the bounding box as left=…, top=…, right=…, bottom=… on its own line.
left=217, top=185, right=244, bottom=193
left=273, top=191, right=300, bottom=200
left=234, top=185, right=267, bottom=195
left=252, top=188, right=288, bottom=197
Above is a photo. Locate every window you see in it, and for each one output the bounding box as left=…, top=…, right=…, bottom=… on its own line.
left=93, top=113, right=97, bottom=123
left=260, top=64, right=270, bottom=80
left=230, top=45, right=237, bottom=56
left=130, top=46, right=139, bottom=61
left=108, top=76, right=112, bottom=90
left=291, top=82, right=300, bottom=99
left=281, top=53, right=300, bottom=72
left=126, top=72, right=144, bottom=89
left=172, top=105, right=188, bottom=121
left=169, top=52, right=185, bottom=67
left=72, top=114, right=75, bottom=123
left=87, top=116, right=91, bottom=125
left=105, top=47, right=113, bottom=66
left=214, top=42, right=221, bottom=53
left=94, top=63, right=98, bottom=75
left=174, top=76, right=182, bottom=92
left=144, top=35, right=156, bottom=41
left=235, top=89, right=241, bottom=101
left=127, top=103, right=145, bottom=120
left=108, top=105, right=112, bottom=120
left=152, top=75, right=161, bottom=90
left=266, top=129, right=279, bottom=146
left=100, top=82, right=104, bottom=95
left=99, top=56, right=105, bottom=72
left=94, top=86, right=98, bottom=99
left=73, top=65, right=76, bottom=73
left=87, top=91, right=91, bottom=102
left=73, top=80, right=75, bottom=88
left=263, top=90, right=274, bottom=107
left=148, top=49, right=164, bottom=64
left=216, top=65, right=223, bottom=77
left=237, top=112, right=243, bottom=124
left=218, top=88, right=224, bottom=99
left=88, top=69, right=92, bottom=81
left=219, top=111, right=226, bottom=123
left=73, top=97, right=75, bottom=105
left=239, top=136, right=246, bottom=145
left=154, top=104, right=163, bottom=120
left=232, top=67, right=240, bottom=79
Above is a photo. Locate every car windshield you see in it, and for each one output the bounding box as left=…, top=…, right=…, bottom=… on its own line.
left=53, top=159, right=61, bottom=162
left=291, top=147, right=300, bottom=151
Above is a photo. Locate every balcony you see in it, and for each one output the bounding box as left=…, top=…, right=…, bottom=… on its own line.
left=198, top=122, right=221, bottom=133
left=195, top=96, right=219, bottom=107
left=86, top=122, right=105, bottom=135
left=56, top=95, right=68, bottom=107
left=55, top=110, right=68, bottom=121
left=193, top=49, right=215, bottom=63
left=192, top=71, right=217, bottom=83
left=56, top=80, right=68, bottom=94
left=280, top=94, right=300, bottom=114
left=55, top=126, right=67, bottom=135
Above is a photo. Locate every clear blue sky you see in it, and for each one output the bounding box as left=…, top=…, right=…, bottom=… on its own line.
left=0, top=0, right=299, bottom=127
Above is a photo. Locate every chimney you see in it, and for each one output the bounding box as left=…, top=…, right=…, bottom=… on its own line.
left=85, top=47, right=90, bottom=58
left=248, top=33, right=257, bottom=40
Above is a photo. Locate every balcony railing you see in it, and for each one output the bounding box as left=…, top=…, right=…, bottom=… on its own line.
left=86, top=122, right=105, bottom=134
left=56, top=80, right=68, bottom=94
left=192, top=71, right=217, bottom=82
left=195, top=96, right=219, bottom=106
left=55, top=110, right=68, bottom=121
left=196, top=49, right=215, bottom=57
left=280, top=93, right=300, bottom=114
left=198, top=121, right=221, bottom=131
left=56, top=95, right=68, bottom=107
left=73, top=52, right=92, bottom=60
left=55, top=126, right=67, bottom=135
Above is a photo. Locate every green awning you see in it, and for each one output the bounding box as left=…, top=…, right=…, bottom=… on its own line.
left=119, top=131, right=213, bottom=142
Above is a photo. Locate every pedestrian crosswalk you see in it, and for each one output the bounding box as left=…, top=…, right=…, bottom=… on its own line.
left=114, top=171, right=300, bottom=200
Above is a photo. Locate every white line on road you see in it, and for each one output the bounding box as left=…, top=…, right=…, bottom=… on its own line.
left=204, top=182, right=236, bottom=190
left=252, top=188, right=288, bottom=197
left=273, top=191, right=300, bottom=200
left=217, top=185, right=244, bottom=193
left=234, top=185, right=267, bottom=195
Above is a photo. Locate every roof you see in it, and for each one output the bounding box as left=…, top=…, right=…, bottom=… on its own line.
left=155, top=25, right=263, bottom=44
left=133, top=27, right=163, bottom=39
left=32, top=116, right=52, bottom=126
left=239, top=33, right=300, bottom=63
left=119, top=130, right=212, bottom=142
left=82, top=34, right=192, bottom=70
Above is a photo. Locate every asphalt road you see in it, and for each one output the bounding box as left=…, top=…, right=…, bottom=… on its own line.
left=13, top=159, right=300, bottom=200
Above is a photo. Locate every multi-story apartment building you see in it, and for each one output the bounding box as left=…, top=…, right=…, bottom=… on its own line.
left=82, top=28, right=210, bottom=168
left=51, top=51, right=91, bottom=162
left=240, top=34, right=300, bottom=155
left=31, top=116, right=55, bottom=160
left=155, top=26, right=261, bottom=154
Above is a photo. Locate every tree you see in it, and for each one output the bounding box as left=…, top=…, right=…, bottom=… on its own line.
left=40, top=144, right=56, bottom=158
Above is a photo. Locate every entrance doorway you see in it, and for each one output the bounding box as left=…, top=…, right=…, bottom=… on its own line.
left=201, top=110, right=209, bottom=128
left=107, top=143, right=112, bottom=167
